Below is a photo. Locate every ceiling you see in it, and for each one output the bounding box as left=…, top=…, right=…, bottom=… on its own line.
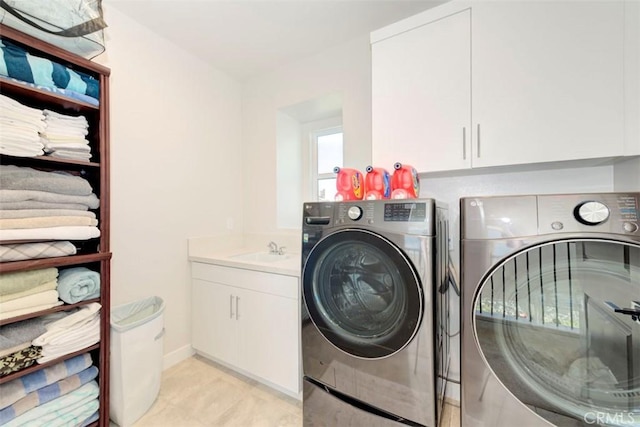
left=106, top=0, right=443, bottom=81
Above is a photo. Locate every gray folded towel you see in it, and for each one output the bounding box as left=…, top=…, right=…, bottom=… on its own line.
left=0, top=190, right=99, bottom=210
left=0, top=165, right=93, bottom=196
left=0, top=318, right=47, bottom=352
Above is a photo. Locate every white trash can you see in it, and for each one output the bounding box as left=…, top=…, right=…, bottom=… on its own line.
left=110, top=296, right=165, bottom=427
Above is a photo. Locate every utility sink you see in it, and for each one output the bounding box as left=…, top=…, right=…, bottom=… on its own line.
left=230, top=251, right=293, bottom=263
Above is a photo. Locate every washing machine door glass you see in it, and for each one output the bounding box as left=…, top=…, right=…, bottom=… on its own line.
left=303, top=229, right=423, bottom=359
left=473, top=239, right=640, bottom=426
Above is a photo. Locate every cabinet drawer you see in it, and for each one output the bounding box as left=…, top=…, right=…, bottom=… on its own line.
left=191, top=263, right=298, bottom=300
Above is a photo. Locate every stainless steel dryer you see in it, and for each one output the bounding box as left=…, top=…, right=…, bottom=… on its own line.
left=301, top=199, right=450, bottom=427
left=460, top=193, right=640, bottom=427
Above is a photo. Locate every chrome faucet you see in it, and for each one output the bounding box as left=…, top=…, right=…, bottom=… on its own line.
left=268, top=241, right=278, bottom=254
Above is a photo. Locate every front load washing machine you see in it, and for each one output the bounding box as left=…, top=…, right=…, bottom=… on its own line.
left=301, top=199, right=451, bottom=426
left=460, top=193, right=640, bottom=426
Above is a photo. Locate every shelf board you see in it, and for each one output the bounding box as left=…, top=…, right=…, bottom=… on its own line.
left=0, top=77, right=99, bottom=112
left=0, top=298, right=101, bottom=327
left=0, top=252, right=112, bottom=274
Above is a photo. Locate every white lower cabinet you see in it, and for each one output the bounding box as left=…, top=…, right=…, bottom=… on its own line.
left=191, top=263, right=300, bottom=396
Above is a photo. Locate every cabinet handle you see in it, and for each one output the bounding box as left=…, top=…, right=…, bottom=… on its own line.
left=236, top=296, right=240, bottom=320
left=462, top=127, right=467, bottom=160
left=230, top=294, right=234, bottom=319
left=476, top=124, right=481, bottom=158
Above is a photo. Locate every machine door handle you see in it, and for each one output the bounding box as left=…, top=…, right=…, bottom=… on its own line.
left=606, top=301, right=640, bottom=321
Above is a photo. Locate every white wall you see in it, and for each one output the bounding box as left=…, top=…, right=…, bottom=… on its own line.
left=95, top=4, right=243, bottom=365
left=241, top=36, right=372, bottom=238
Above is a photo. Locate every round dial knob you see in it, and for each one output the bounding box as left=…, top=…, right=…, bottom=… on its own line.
left=623, top=222, right=639, bottom=233
left=347, top=206, right=362, bottom=221
left=575, top=201, right=610, bottom=226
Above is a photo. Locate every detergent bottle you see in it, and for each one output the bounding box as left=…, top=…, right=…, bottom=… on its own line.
left=390, top=163, right=419, bottom=199
left=334, top=167, right=364, bottom=201
left=364, top=166, right=391, bottom=200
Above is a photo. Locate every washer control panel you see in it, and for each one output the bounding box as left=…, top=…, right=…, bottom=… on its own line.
left=537, top=193, right=639, bottom=235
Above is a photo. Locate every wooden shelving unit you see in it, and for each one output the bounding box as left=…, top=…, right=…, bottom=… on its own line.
left=0, top=25, right=111, bottom=426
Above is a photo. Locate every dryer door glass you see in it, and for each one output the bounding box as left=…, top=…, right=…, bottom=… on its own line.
left=474, top=240, right=640, bottom=426
left=303, top=229, right=423, bottom=359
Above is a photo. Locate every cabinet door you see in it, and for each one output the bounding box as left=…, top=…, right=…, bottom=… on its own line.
left=237, top=288, right=300, bottom=394
left=472, top=0, right=624, bottom=167
left=192, top=279, right=238, bottom=365
left=372, top=9, right=471, bottom=172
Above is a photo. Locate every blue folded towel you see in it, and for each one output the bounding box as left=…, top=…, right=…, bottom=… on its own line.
left=0, top=40, right=99, bottom=101
left=57, top=267, right=100, bottom=304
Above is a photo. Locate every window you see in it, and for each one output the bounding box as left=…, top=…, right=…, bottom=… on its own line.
left=311, top=127, right=343, bottom=201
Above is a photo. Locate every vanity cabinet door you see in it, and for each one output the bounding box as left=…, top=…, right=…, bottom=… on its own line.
left=237, top=286, right=299, bottom=393
left=372, top=8, right=471, bottom=172
left=471, top=0, right=624, bottom=167
left=192, top=279, right=238, bottom=365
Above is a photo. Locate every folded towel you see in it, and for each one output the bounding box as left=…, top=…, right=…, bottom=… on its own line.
left=34, top=303, right=100, bottom=346
left=0, top=317, right=47, bottom=352
left=0, top=365, right=98, bottom=424
left=0, top=210, right=95, bottom=220
left=46, top=151, right=92, bottom=161
left=0, top=76, right=98, bottom=107
left=0, top=226, right=100, bottom=243
left=0, top=40, right=99, bottom=101
left=2, top=380, right=99, bottom=427
left=0, top=346, right=41, bottom=378
left=0, top=268, right=58, bottom=297
left=0, top=353, right=92, bottom=409
left=0, top=343, right=29, bottom=359
left=57, top=268, right=100, bottom=304
left=0, top=201, right=90, bottom=211
left=80, top=410, right=99, bottom=427
left=0, top=301, right=64, bottom=321
left=0, top=190, right=99, bottom=209
left=0, top=165, right=93, bottom=196
left=0, top=281, right=56, bottom=304
left=0, top=216, right=98, bottom=230
left=0, top=242, right=76, bottom=262
left=0, top=290, right=59, bottom=313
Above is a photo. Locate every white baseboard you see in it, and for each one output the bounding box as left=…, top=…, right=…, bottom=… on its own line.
left=162, top=344, right=195, bottom=371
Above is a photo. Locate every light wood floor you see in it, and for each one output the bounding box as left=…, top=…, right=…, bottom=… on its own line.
left=132, top=355, right=460, bottom=427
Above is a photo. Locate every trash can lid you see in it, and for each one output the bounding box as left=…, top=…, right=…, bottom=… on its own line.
left=111, top=296, right=164, bottom=332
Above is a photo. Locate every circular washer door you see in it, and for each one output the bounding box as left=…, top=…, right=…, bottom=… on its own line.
left=302, top=228, right=423, bottom=359
left=474, top=239, right=640, bottom=425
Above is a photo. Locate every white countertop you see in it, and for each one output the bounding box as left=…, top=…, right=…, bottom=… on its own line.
left=189, top=247, right=301, bottom=277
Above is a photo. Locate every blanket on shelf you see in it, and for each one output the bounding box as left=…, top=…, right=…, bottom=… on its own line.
left=0, top=365, right=98, bottom=424
left=0, top=268, right=58, bottom=297
left=0, top=353, right=92, bottom=409
left=0, top=242, right=76, bottom=262
left=0, top=76, right=98, bottom=107
left=57, top=267, right=100, bottom=304
left=0, top=40, right=100, bottom=101
left=2, top=380, right=99, bottom=427
left=0, top=346, right=41, bottom=377
left=0, top=166, right=93, bottom=196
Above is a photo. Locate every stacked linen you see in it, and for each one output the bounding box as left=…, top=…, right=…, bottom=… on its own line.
left=0, top=353, right=97, bottom=425
left=33, top=303, right=101, bottom=364
left=0, top=268, right=61, bottom=321
left=0, top=165, right=100, bottom=243
left=41, top=110, right=92, bottom=161
left=0, top=317, right=48, bottom=377
left=0, top=95, right=46, bottom=157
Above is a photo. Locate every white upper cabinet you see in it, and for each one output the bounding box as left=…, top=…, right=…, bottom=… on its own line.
left=372, top=8, right=471, bottom=172
left=371, top=0, right=629, bottom=173
left=471, top=0, right=624, bottom=168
